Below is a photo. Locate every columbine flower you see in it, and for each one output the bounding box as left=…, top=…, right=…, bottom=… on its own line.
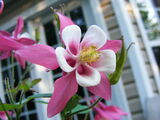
left=0, top=111, right=12, bottom=120
left=0, top=0, right=4, bottom=14
left=93, top=101, right=128, bottom=120
left=0, top=16, right=35, bottom=61
left=47, top=13, right=122, bottom=117
left=0, top=17, right=59, bottom=69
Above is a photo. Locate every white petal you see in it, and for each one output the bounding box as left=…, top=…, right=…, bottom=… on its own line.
left=81, top=25, right=107, bottom=49
left=62, top=25, right=81, bottom=56
left=76, top=64, right=101, bottom=87
left=55, top=47, right=77, bottom=72
left=91, top=50, right=116, bottom=73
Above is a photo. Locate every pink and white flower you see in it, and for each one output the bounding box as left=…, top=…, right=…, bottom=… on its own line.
left=93, top=101, right=128, bottom=120
left=56, top=24, right=116, bottom=87
left=0, top=0, right=4, bottom=14
left=47, top=13, right=122, bottom=117
left=0, top=17, right=59, bottom=69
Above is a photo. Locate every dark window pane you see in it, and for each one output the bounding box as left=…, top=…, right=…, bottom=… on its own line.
left=153, top=47, right=160, bottom=70
left=52, top=67, right=62, bottom=74
left=70, top=7, right=87, bottom=33
left=1, top=59, right=7, bottom=68
left=20, top=116, right=26, bottom=120
left=26, top=91, right=36, bottom=110
left=158, top=11, right=160, bottom=18
left=77, top=86, right=85, bottom=98
left=29, top=114, right=38, bottom=119
left=44, top=21, right=58, bottom=46
left=153, top=0, right=160, bottom=7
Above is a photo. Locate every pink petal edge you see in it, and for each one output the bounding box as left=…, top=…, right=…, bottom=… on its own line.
left=17, top=38, right=36, bottom=45
left=100, top=40, right=122, bottom=53
left=15, top=44, right=59, bottom=70
left=13, top=16, right=24, bottom=38
left=0, top=0, right=4, bottom=14
left=47, top=72, right=78, bottom=117
left=56, top=12, right=75, bottom=34
left=87, top=72, right=111, bottom=100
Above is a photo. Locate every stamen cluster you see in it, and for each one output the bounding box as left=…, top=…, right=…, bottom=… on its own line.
left=79, top=46, right=101, bottom=64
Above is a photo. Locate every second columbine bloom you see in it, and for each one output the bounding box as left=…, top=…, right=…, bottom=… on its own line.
left=55, top=25, right=116, bottom=87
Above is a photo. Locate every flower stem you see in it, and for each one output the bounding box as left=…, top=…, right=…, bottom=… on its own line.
left=11, top=56, right=15, bottom=88
left=20, top=63, right=32, bottom=81
left=5, top=78, right=15, bottom=105
left=66, top=97, right=102, bottom=118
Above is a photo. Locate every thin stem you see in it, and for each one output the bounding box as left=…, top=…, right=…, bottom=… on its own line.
left=16, top=90, right=24, bottom=120
left=0, top=98, right=12, bottom=120
left=19, top=90, right=24, bottom=105
left=11, top=56, right=15, bottom=88
left=5, top=78, right=15, bottom=104
left=20, top=63, right=32, bottom=81
left=66, top=97, right=102, bottom=118
left=127, top=42, right=135, bottom=52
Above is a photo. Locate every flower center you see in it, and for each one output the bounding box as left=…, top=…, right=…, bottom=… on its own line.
left=79, top=46, right=101, bottom=64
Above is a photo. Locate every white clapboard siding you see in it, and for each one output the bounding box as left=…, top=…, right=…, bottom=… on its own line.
left=100, top=0, right=145, bottom=120
left=128, top=8, right=159, bottom=94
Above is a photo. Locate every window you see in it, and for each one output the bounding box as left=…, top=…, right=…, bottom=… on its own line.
left=152, top=0, right=160, bottom=18
left=153, top=0, right=160, bottom=7
left=153, top=47, right=160, bottom=70
left=0, top=27, right=39, bottom=120
left=1, top=59, right=39, bottom=120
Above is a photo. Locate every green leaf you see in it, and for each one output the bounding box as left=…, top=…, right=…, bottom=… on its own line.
left=61, top=94, right=82, bottom=119
left=8, top=78, right=42, bottom=95
left=0, top=93, right=51, bottom=111
left=0, top=104, right=22, bottom=111
left=18, top=78, right=41, bottom=92
left=34, top=100, right=48, bottom=104
left=109, top=40, right=127, bottom=85
left=21, top=93, right=52, bottom=105
left=71, top=104, right=90, bottom=114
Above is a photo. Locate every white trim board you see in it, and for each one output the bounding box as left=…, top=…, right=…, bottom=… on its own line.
left=0, top=0, right=68, bottom=30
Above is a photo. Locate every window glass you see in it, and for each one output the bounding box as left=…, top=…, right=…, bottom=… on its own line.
left=152, top=0, right=160, bottom=7
left=44, top=21, right=58, bottom=46
left=70, top=7, right=87, bottom=34
left=153, top=47, right=160, bottom=70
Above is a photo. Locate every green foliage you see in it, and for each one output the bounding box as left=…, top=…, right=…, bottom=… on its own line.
left=139, top=3, right=160, bottom=40
left=61, top=94, right=82, bottom=119
left=109, top=40, right=127, bottom=85
left=20, top=93, right=52, bottom=105
left=0, top=104, right=22, bottom=111
left=9, top=78, right=41, bottom=94
left=0, top=93, right=52, bottom=111
left=34, top=100, right=48, bottom=104
left=71, top=104, right=90, bottom=114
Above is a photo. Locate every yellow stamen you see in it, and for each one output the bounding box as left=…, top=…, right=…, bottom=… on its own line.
left=79, top=46, right=101, bottom=64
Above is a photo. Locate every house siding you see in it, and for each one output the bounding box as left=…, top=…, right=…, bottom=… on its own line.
left=99, top=0, right=156, bottom=120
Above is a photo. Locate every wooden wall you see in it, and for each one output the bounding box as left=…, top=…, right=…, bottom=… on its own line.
left=99, top=0, right=159, bottom=119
